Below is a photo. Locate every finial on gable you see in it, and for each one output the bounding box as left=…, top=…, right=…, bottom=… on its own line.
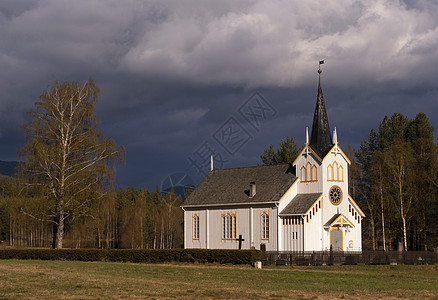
left=306, top=127, right=309, bottom=144
left=306, top=127, right=309, bottom=156
left=333, top=127, right=338, bottom=145
left=210, top=155, right=213, bottom=171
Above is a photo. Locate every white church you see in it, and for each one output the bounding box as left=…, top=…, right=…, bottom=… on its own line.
left=181, top=70, right=364, bottom=252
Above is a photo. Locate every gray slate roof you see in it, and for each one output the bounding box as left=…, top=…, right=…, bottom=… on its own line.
left=182, top=164, right=297, bottom=207
left=279, top=193, right=321, bottom=215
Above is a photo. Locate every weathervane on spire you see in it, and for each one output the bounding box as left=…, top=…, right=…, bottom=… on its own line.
left=318, top=60, right=324, bottom=74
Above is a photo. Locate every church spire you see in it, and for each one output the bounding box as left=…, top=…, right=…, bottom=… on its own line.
left=309, top=63, right=333, bottom=158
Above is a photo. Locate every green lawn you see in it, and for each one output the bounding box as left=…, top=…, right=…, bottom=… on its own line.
left=0, top=260, right=436, bottom=299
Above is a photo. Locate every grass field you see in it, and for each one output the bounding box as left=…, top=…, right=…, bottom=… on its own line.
left=0, top=260, right=437, bottom=299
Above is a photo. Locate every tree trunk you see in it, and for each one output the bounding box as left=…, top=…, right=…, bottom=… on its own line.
left=377, top=166, right=387, bottom=251
left=140, top=216, right=144, bottom=249
left=401, top=197, right=407, bottom=251
left=56, top=210, right=65, bottom=249
left=153, top=222, right=157, bottom=249
left=9, top=215, right=12, bottom=246
left=160, top=219, right=164, bottom=249
left=423, top=211, right=427, bottom=251
left=380, top=189, right=386, bottom=251
left=168, top=205, right=171, bottom=249
left=370, top=217, right=376, bottom=250
left=106, top=205, right=111, bottom=250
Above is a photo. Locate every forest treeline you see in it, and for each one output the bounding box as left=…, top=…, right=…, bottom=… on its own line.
left=354, top=112, right=438, bottom=251
left=0, top=181, right=184, bottom=249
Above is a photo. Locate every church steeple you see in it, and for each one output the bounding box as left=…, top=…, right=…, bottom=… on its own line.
left=309, top=67, right=333, bottom=158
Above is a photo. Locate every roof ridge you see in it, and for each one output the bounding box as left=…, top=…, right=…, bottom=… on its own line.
left=210, top=163, right=290, bottom=172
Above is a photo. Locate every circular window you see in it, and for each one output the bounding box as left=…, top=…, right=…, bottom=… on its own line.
left=329, top=185, right=342, bottom=206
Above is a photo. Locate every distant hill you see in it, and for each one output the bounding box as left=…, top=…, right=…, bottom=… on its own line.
left=0, top=160, right=19, bottom=177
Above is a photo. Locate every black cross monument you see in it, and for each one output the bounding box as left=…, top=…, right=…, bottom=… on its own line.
left=236, top=235, right=245, bottom=250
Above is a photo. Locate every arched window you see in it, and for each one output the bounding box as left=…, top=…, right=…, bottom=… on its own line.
left=311, top=165, right=317, bottom=181
left=301, top=166, right=307, bottom=182
left=334, top=161, right=339, bottom=180
left=328, top=161, right=344, bottom=182
left=261, top=212, right=269, bottom=240
left=327, top=164, right=334, bottom=181
left=222, top=213, right=236, bottom=239
left=193, top=215, right=199, bottom=240
left=301, top=162, right=317, bottom=182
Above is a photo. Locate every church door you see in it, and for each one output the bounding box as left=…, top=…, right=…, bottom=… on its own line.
left=330, top=228, right=342, bottom=251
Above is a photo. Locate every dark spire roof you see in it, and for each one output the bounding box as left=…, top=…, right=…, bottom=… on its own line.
left=309, top=75, right=333, bottom=158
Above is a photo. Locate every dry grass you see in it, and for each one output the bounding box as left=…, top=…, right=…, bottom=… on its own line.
left=0, top=260, right=437, bottom=299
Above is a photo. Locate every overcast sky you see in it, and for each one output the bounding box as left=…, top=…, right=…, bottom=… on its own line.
left=1, top=0, right=437, bottom=192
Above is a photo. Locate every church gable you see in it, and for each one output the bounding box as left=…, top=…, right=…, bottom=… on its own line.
left=324, top=214, right=355, bottom=228
left=293, top=144, right=322, bottom=165
left=323, top=143, right=351, bottom=165
left=293, top=146, right=320, bottom=183
left=293, top=144, right=323, bottom=194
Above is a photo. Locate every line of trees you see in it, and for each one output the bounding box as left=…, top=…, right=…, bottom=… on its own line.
left=355, top=113, right=438, bottom=251
left=0, top=180, right=184, bottom=249
left=0, top=79, right=185, bottom=249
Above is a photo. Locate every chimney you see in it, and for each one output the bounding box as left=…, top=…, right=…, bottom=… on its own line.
left=249, top=181, right=256, bottom=198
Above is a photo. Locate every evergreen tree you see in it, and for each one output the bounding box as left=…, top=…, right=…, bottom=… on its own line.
left=260, top=136, right=300, bottom=165
left=406, top=113, right=438, bottom=249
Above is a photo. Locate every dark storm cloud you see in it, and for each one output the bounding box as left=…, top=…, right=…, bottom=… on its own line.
left=0, top=0, right=437, bottom=189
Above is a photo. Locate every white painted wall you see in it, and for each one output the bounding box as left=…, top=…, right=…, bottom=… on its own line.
left=184, top=206, right=278, bottom=250
left=281, top=217, right=304, bottom=251
left=278, top=180, right=299, bottom=213
left=303, top=199, right=323, bottom=251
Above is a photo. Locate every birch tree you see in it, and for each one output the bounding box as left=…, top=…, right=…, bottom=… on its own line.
left=384, top=139, right=414, bottom=251
left=373, top=150, right=388, bottom=251
left=19, top=80, right=124, bottom=249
